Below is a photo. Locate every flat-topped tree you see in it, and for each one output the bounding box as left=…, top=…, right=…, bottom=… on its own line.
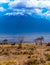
left=18, top=36, right=24, bottom=49
left=18, top=36, right=24, bottom=43
left=34, top=36, right=44, bottom=45
left=2, top=39, right=8, bottom=44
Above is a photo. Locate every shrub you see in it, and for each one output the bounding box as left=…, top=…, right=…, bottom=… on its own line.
left=45, top=54, right=50, bottom=61
left=45, top=48, right=50, bottom=51
left=44, top=63, right=50, bottom=65
left=27, top=55, right=31, bottom=58
left=47, top=43, right=50, bottom=46
left=6, top=62, right=16, bottom=65
left=47, top=55, right=50, bottom=61
left=28, top=51, right=33, bottom=55
left=3, top=52, right=9, bottom=56
left=24, top=59, right=40, bottom=65
left=11, top=51, right=21, bottom=55
left=29, top=47, right=34, bottom=50
left=40, top=58, right=46, bottom=63
left=18, top=43, right=22, bottom=49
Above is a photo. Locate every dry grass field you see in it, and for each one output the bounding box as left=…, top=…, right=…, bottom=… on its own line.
left=0, top=42, right=50, bottom=65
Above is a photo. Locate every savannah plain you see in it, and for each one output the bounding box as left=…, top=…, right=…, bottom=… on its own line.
left=0, top=41, right=50, bottom=65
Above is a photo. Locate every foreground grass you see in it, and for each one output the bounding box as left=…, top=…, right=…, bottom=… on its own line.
left=0, top=43, right=50, bottom=65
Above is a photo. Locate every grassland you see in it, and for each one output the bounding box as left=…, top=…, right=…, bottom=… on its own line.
left=0, top=43, right=50, bottom=65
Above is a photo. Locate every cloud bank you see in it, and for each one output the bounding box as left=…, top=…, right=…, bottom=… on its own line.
left=0, top=7, right=6, bottom=12
left=0, top=0, right=50, bottom=20
left=0, top=0, right=10, bottom=3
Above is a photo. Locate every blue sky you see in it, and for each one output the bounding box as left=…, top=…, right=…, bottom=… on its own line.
left=0, top=0, right=50, bottom=42
left=0, top=0, right=50, bottom=20
left=0, top=0, right=50, bottom=35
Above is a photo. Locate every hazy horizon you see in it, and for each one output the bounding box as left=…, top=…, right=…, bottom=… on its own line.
left=0, top=33, right=50, bottom=42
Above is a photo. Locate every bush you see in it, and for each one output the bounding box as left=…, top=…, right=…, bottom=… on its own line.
left=24, top=59, right=40, bottom=65
left=45, top=48, right=50, bottom=51
left=11, top=51, right=21, bottom=55
left=47, top=43, right=50, bottom=46
left=23, top=51, right=28, bottom=55
left=3, top=52, right=9, bottom=56
left=28, top=51, right=33, bottom=55
left=27, top=55, right=31, bottom=58
left=40, top=58, right=46, bottom=63
left=47, top=55, right=50, bottom=61
left=44, top=63, right=50, bottom=65
left=18, top=43, right=22, bottom=49
left=6, top=62, right=16, bottom=65
left=45, top=54, right=50, bottom=61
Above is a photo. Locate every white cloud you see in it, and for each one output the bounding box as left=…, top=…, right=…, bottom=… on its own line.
left=8, top=0, right=50, bottom=8
left=43, top=10, right=50, bottom=19
left=8, top=0, right=22, bottom=9
left=5, top=12, right=24, bottom=16
left=3, top=0, right=50, bottom=19
left=0, top=0, right=10, bottom=3
left=0, top=7, right=6, bottom=12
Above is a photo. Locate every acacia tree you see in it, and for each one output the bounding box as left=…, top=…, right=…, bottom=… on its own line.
left=18, top=36, right=24, bottom=49
left=2, top=39, right=8, bottom=44
left=34, top=36, right=44, bottom=45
